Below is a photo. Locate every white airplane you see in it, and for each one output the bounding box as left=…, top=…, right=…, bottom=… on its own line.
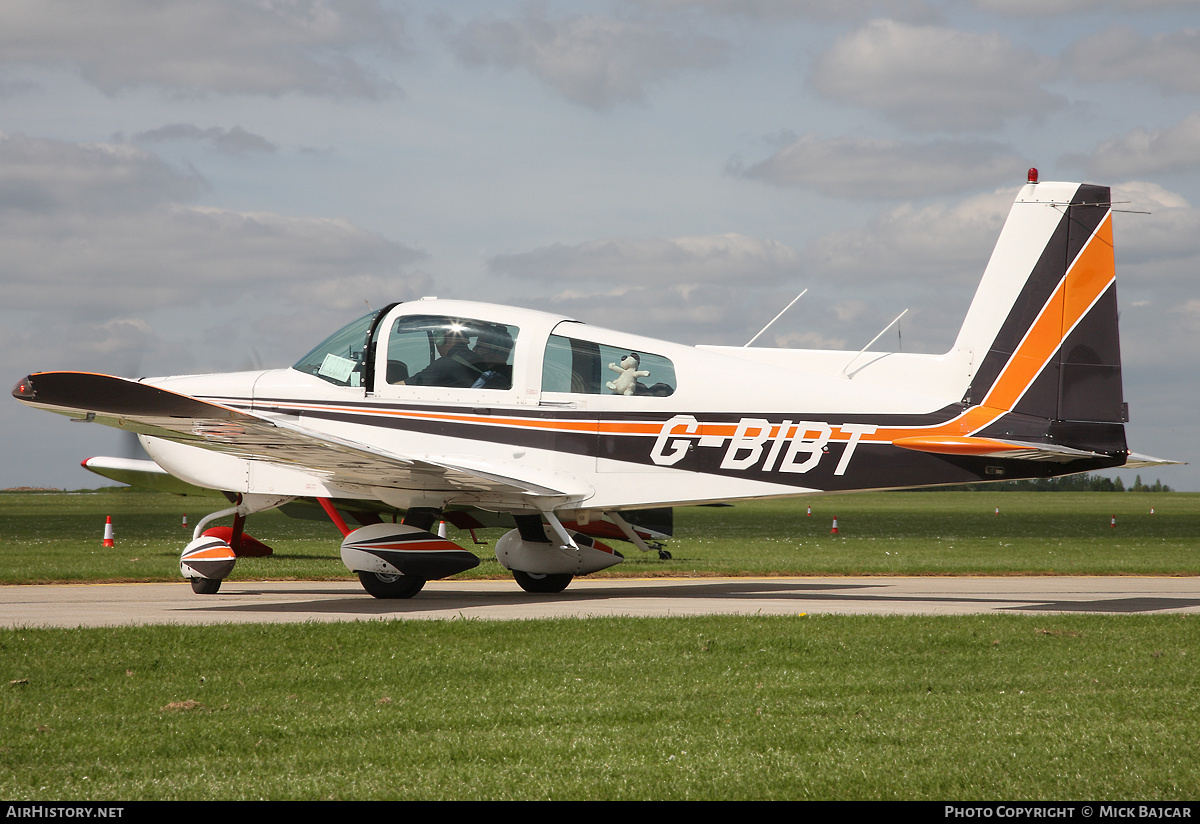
left=12, top=175, right=1175, bottom=597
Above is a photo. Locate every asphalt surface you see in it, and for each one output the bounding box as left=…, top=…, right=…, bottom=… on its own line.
left=1, top=575, right=1198, bottom=627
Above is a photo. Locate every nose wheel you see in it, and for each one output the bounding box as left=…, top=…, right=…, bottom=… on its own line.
left=190, top=577, right=222, bottom=595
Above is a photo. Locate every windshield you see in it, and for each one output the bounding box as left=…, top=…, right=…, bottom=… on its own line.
left=293, top=310, right=381, bottom=387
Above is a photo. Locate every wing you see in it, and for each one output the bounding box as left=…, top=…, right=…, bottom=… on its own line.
left=15, top=372, right=591, bottom=504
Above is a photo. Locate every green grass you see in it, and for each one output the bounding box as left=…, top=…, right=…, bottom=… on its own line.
left=669, top=491, right=1200, bottom=576
left=0, top=489, right=1196, bottom=583
left=1, top=490, right=1197, bottom=800
left=1, top=614, right=1197, bottom=800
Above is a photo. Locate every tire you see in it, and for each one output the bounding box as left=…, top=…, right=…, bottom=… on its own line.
left=513, top=570, right=573, bottom=594
left=357, top=570, right=425, bottom=599
left=190, top=577, right=222, bottom=595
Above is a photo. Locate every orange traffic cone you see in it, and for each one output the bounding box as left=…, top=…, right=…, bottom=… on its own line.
left=830, top=516, right=839, bottom=535
left=102, top=516, right=115, bottom=547
left=995, top=506, right=999, bottom=515
left=1110, top=515, right=1117, bottom=528
left=181, top=513, right=188, bottom=529
left=806, top=505, right=812, bottom=517
left=437, top=521, right=447, bottom=538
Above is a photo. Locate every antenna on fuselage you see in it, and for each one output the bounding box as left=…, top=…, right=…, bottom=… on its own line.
left=744, top=289, right=808, bottom=347
left=842, top=308, right=908, bottom=378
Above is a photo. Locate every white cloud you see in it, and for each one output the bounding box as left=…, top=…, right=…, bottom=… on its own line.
left=623, top=0, right=935, bottom=21
left=529, top=282, right=786, bottom=347
left=0, top=133, right=201, bottom=212
left=734, top=133, right=1025, bottom=197
left=810, top=20, right=1061, bottom=131
left=805, top=186, right=1017, bottom=283
left=488, top=233, right=804, bottom=346
left=1063, top=113, right=1200, bottom=178
left=0, top=0, right=405, bottom=97
left=1113, top=180, right=1192, bottom=211
left=0, top=134, right=429, bottom=379
left=1110, top=181, right=1200, bottom=268
left=1064, top=26, right=1200, bottom=94
left=133, top=125, right=278, bottom=156
left=446, top=10, right=727, bottom=110
left=973, top=0, right=1197, bottom=14
left=490, top=233, right=800, bottom=286
left=1, top=204, right=428, bottom=316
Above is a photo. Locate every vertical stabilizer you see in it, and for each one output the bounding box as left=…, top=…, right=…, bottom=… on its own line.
left=955, top=181, right=1125, bottom=453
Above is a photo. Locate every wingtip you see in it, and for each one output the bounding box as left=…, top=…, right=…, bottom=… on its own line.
left=11, top=375, right=35, bottom=400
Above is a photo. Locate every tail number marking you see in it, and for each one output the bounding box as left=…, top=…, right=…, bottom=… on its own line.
left=650, top=416, right=876, bottom=475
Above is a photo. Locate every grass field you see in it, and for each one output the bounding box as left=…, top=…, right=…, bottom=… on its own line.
left=1, top=489, right=1196, bottom=800
left=0, top=489, right=1196, bottom=583
left=2, top=613, right=1198, bottom=800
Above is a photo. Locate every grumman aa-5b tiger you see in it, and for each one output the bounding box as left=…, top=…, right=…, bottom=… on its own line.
left=13, top=175, right=1175, bottom=598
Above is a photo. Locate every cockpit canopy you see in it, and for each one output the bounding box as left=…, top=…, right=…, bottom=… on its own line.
left=293, top=309, right=519, bottom=391
left=293, top=303, right=676, bottom=399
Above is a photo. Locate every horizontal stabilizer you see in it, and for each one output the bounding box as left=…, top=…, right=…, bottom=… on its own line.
left=1123, top=453, right=1187, bottom=469
left=892, top=436, right=1107, bottom=463
left=81, top=456, right=222, bottom=497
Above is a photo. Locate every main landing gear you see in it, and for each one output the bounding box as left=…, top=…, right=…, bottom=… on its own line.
left=333, top=505, right=479, bottom=600
left=512, top=570, right=574, bottom=594
left=357, top=570, right=427, bottom=599
left=494, top=512, right=624, bottom=595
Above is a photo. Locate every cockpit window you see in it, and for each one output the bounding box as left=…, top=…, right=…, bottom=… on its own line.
left=387, top=316, right=518, bottom=390
left=542, top=335, right=675, bottom=397
left=293, top=310, right=381, bottom=387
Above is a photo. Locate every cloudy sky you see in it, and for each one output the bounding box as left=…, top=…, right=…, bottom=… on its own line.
left=2, top=0, right=1198, bottom=490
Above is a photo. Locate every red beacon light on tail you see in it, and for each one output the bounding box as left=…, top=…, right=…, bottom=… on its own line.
left=1028, top=167, right=1038, bottom=184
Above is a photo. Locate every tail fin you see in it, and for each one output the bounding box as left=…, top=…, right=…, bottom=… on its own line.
left=955, top=181, right=1126, bottom=455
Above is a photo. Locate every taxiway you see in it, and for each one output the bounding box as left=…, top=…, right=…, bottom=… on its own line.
left=1, top=576, right=1197, bottom=628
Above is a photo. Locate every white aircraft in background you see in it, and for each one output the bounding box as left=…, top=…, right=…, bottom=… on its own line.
left=13, top=174, right=1175, bottom=597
